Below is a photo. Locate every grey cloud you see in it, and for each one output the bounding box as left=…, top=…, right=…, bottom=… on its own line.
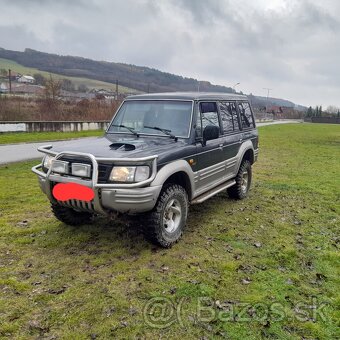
left=1, top=0, right=91, bottom=7
left=0, top=25, right=45, bottom=50
left=0, top=0, right=339, bottom=106
left=173, top=0, right=228, bottom=24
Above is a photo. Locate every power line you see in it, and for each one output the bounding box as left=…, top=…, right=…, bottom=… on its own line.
left=263, top=87, right=272, bottom=101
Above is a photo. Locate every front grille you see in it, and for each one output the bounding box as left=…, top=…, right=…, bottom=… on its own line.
left=57, top=199, right=95, bottom=212
left=97, top=163, right=112, bottom=183
left=58, top=156, right=112, bottom=183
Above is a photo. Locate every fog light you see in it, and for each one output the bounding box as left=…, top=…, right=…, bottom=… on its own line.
left=72, top=163, right=91, bottom=178
left=52, top=160, right=69, bottom=174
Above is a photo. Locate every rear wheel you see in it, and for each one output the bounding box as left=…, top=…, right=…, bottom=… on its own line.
left=227, top=160, right=252, bottom=199
left=143, top=184, right=188, bottom=247
left=51, top=203, right=93, bottom=226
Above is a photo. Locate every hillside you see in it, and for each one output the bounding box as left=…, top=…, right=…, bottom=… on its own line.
left=0, top=57, right=135, bottom=93
left=0, top=48, right=235, bottom=94
left=0, top=47, right=306, bottom=109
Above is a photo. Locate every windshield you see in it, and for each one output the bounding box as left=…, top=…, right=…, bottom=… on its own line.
left=107, top=100, right=193, bottom=138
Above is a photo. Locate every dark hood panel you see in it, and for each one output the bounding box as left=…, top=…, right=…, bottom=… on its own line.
left=50, top=135, right=188, bottom=160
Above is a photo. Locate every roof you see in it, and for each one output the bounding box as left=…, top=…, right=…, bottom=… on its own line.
left=20, top=75, right=35, bottom=80
left=126, top=92, right=248, bottom=101
left=11, top=84, right=43, bottom=94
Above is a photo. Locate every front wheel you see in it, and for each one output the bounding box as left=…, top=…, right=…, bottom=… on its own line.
left=227, top=160, right=252, bottom=199
left=143, top=184, right=188, bottom=248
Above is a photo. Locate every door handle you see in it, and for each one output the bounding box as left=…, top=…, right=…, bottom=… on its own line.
left=239, top=138, right=243, bottom=142
left=219, top=143, right=223, bottom=149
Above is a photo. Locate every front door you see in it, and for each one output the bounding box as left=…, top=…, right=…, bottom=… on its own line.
left=194, top=102, right=226, bottom=194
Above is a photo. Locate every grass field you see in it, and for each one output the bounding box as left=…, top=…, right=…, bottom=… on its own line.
left=0, top=124, right=339, bottom=339
left=0, top=130, right=105, bottom=145
left=0, top=58, right=136, bottom=93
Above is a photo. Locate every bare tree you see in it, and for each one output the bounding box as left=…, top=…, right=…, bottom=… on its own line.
left=0, top=68, right=8, bottom=77
left=43, top=75, right=61, bottom=100
left=40, top=75, right=62, bottom=118
left=61, top=79, right=75, bottom=92
left=33, top=73, right=47, bottom=85
left=326, top=105, right=340, bottom=115
left=78, top=84, right=89, bottom=93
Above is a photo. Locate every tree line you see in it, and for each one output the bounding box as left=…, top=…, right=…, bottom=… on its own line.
left=306, top=105, right=340, bottom=117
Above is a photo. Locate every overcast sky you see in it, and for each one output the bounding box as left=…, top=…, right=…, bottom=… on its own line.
left=0, top=0, right=339, bottom=107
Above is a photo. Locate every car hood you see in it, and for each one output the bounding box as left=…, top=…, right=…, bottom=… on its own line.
left=49, top=134, right=187, bottom=160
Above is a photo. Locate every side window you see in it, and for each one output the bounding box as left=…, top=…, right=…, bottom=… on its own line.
left=219, top=101, right=239, bottom=133
left=238, top=102, right=255, bottom=129
left=200, top=102, right=220, bottom=129
left=196, top=102, right=220, bottom=137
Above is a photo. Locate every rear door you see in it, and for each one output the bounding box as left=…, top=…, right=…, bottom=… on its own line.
left=237, top=101, right=258, bottom=149
left=218, top=101, right=243, bottom=177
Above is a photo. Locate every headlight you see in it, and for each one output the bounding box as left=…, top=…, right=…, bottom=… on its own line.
left=43, top=155, right=55, bottom=169
left=109, top=166, right=150, bottom=182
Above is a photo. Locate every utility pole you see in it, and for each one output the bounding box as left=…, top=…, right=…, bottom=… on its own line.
left=147, top=83, right=150, bottom=93
left=197, top=81, right=200, bottom=92
left=8, top=69, right=12, bottom=93
left=263, top=87, right=272, bottom=119
left=115, top=79, right=119, bottom=100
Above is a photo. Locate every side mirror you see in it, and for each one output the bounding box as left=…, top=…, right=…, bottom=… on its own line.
left=203, top=125, right=219, bottom=145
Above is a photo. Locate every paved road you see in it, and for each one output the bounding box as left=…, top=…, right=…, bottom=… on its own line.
left=257, top=120, right=302, bottom=127
left=0, top=120, right=302, bottom=165
left=0, top=137, right=98, bottom=165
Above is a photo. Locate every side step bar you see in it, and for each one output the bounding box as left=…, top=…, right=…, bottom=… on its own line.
left=191, top=179, right=236, bottom=204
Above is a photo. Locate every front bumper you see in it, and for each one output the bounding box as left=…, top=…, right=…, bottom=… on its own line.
left=32, top=146, right=161, bottom=215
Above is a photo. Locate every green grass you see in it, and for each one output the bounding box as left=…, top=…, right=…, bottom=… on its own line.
left=0, top=58, right=137, bottom=93
left=0, top=124, right=339, bottom=339
left=0, top=130, right=105, bottom=144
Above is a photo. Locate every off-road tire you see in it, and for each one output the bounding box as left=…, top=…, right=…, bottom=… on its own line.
left=227, top=160, right=252, bottom=200
left=51, top=203, right=93, bottom=226
left=143, top=184, right=188, bottom=248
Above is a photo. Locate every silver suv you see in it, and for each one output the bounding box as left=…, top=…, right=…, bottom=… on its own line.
left=32, top=92, right=259, bottom=247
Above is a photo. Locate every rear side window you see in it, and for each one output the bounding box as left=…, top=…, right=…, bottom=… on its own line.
left=238, top=102, right=255, bottom=129
left=219, top=101, right=239, bottom=133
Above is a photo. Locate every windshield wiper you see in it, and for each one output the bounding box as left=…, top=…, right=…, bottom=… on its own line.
left=144, top=125, right=178, bottom=141
left=111, top=124, right=139, bottom=137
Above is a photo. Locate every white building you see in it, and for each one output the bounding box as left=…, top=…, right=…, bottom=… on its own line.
left=0, top=83, right=8, bottom=93
left=18, top=75, right=35, bottom=84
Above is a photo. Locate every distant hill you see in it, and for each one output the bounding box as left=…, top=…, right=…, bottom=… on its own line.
left=0, top=48, right=233, bottom=94
left=0, top=47, right=306, bottom=110
left=248, top=94, right=307, bottom=111
left=0, top=57, right=135, bottom=93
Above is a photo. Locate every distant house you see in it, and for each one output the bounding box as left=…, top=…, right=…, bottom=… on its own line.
left=89, top=88, right=116, bottom=99
left=266, top=106, right=283, bottom=114
left=0, top=83, right=8, bottom=93
left=18, top=75, right=35, bottom=84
